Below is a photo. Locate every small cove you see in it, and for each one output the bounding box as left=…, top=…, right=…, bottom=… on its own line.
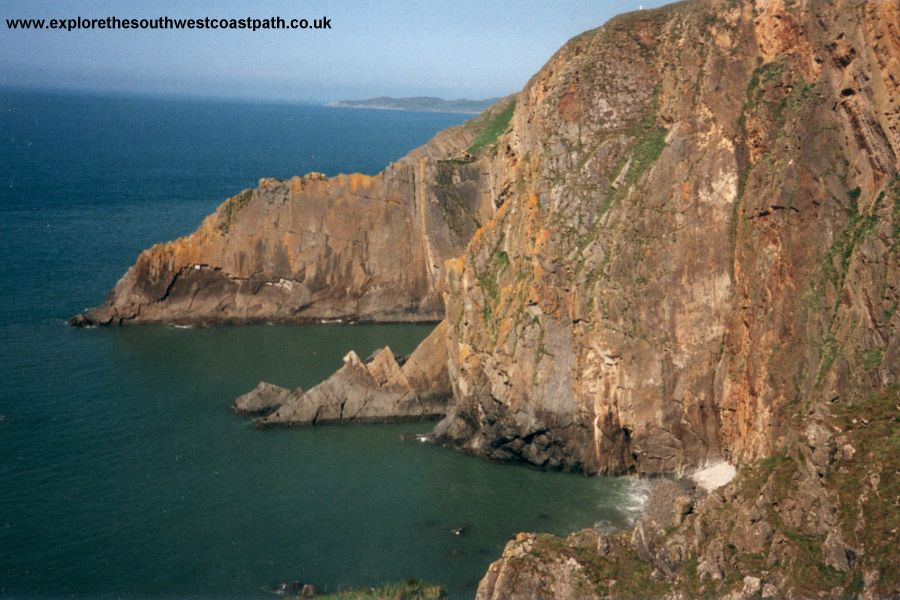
left=0, top=322, right=643, bottom=599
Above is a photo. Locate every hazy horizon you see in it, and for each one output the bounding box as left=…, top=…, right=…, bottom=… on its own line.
left=0, top=83, right=502, bottom=106
left=2, top=0, right=670, bottom=104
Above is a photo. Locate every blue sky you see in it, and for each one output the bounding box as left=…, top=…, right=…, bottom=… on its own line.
left=2, top=0, right=670, bottom=102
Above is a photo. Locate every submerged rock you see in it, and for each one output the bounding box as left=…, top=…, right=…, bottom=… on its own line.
left=265, top=580, right=315, bottom=597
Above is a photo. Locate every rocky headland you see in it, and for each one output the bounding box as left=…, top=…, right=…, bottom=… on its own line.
left=79, top=0, right=898, bottom=597
left=69, top=101, right=511, bottom=326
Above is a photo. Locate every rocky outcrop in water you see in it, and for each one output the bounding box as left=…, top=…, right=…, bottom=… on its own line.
left=69, top=103, right=510, bottom=326
left=236, top=321, right=451, bottom=426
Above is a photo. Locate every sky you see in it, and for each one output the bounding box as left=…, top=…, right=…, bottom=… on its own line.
left=1, top=0, right=671, bottom=103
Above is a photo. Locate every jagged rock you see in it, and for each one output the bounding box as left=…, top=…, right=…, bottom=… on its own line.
left=672, top=495, right=694, bottom=526
left=806, top=421, right=837, bottom=475
left=476, top=534, right=599, bottom=600
left=696, top=540, right=727, bottom=582
left=720, top=576, right=762, bottom=600
left=565, top=528, right=599, bottom=550
left=737, top=519, right=774, bottom=554
left=596, top=534, right=611, bottom=556
left=631, top=519, right=660, bottom=563
left=655, top=535, right=687, bottom=577
left=244, top=322, right=451, bottom=426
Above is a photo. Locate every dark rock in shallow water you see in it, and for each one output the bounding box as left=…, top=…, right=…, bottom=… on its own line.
left=237, top=321, right=451, bottom=427
left=67, top=313, right=94, bottom=327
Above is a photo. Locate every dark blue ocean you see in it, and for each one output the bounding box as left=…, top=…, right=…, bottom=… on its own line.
left=0, top=88, right=640, bottom=599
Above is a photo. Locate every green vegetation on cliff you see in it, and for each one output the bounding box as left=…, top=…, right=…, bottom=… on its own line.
left=467, top=99, right=516, bottom=156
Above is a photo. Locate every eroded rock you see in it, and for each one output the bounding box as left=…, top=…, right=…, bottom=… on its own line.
left=239, top=322, right=452, bottom=426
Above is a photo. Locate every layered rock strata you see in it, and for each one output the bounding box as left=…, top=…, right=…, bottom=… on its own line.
left=235, top=321, right=451, bottom=426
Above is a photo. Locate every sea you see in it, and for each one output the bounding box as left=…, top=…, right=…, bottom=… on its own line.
left=0, top=87, right=643, bottom=599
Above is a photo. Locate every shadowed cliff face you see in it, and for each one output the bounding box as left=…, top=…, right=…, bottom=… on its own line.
left=71, top=103, right=510, bottom=325
left=435, top=0, right=898, bottom=476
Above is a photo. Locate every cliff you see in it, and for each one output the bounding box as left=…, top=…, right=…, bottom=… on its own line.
left=74, top=0, right=899, bottom=596
left=476, top=386, right=898, bottom=599
left=434, top=0, right=898, bottom=478
left=451, top=0, right=897, bottom=597
left=70, top=101, right=511, bottom=325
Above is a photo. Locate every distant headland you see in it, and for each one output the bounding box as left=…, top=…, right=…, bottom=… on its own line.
left=326, top=96, right=500, bottom=114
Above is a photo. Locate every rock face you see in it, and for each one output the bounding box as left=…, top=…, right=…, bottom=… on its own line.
left=434, top=0, right=899, bottom=476
left=463, top=0, right=899, bottom=597
left=236, top=321, right=451, bottom=426
left=233, top=382, right=298, bottom=417
left=476, top=387, right=899, bottom=599
left=70, top=104, right=510, bottom=325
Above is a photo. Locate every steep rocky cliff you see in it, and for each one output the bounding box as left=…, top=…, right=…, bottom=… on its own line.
left=73, top=0, right=898, bottom=595
left=448, top=0, right=897, bottom=597
left=434, top=0, right=898, bottom=479
left=476, top=386, right=898, bottom=599
left=70, top=102, right=511, bottom=325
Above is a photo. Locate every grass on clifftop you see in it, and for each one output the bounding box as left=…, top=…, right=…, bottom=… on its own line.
left=467, top=99, right=516, bottom=156
left=312, top=580, right=447, bottom=600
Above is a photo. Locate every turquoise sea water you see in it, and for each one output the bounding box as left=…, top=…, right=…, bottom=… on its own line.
left=0, top=88, right=640, bottom=599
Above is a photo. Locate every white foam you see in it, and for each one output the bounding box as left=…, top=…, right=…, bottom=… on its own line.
left=621, top=476, right=651, bottom=523
left=691, top=461, right=736, bottom=491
